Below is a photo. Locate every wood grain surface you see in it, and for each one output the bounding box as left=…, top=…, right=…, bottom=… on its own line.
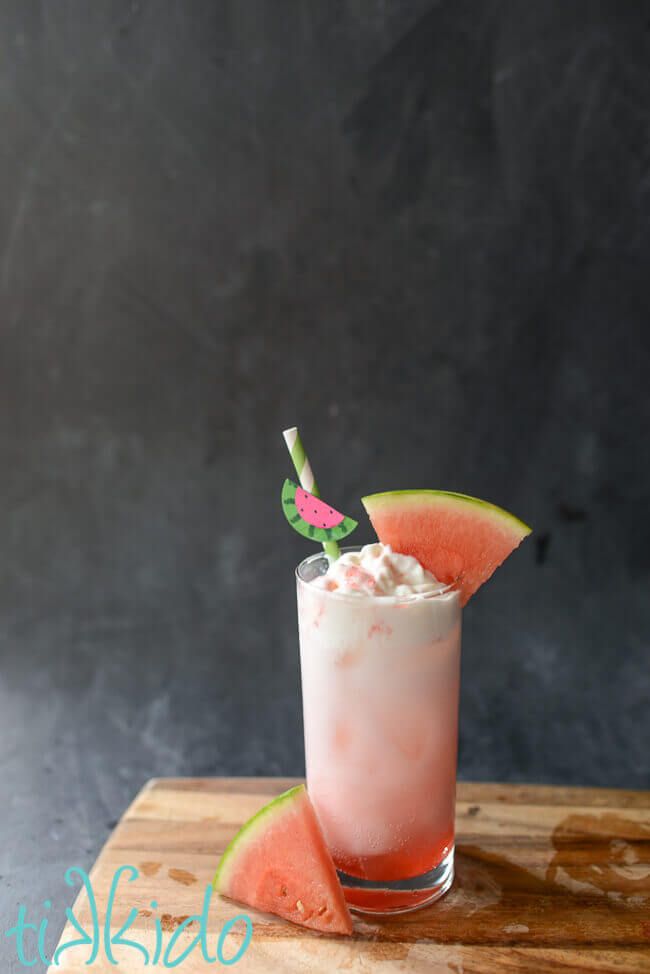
left=48, top=778, right=650, bottom=972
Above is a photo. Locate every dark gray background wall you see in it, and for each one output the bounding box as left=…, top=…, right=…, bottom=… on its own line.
left=1, top=1, right=649, bottom=966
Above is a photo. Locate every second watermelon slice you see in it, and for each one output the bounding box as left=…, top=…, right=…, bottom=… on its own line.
left=214, top=785, right=353, bottom=936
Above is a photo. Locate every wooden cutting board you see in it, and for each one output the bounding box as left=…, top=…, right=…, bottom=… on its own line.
left=49, top=777, right=650, bottom=972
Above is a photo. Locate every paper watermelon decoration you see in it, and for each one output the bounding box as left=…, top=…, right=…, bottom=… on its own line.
left=362, top=489, right=531, bottom=606
left=282, top=479, right=357, bottom=543
left=214, top=784, right=353, bottom=935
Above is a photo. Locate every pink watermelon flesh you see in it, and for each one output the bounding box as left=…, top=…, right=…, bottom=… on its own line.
left=295, top=487, right=345, bottom=529
left=214, top=785, right=353, bottom=936
left=362, top=490, right=531, bottom=607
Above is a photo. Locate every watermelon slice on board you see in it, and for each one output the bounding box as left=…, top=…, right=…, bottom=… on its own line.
left=214, top=785, right=353, bottom=936
left=362, top=490, right=531, bottom=606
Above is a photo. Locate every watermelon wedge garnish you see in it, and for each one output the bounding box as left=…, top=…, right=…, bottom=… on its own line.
left=362, top=490, right=531, bottom=606
left=214, top=785, right=353, bottom=936
left=282, top=479, right=357, bottom=543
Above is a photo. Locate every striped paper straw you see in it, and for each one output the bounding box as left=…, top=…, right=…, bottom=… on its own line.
left=283, top=427, right=340, bottom=560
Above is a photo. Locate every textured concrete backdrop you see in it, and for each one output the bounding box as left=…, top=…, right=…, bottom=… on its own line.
left=1, top=1, right=649, bottom=966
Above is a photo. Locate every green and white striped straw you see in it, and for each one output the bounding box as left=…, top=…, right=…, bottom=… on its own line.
left=282, top=426, right=340, bottom=561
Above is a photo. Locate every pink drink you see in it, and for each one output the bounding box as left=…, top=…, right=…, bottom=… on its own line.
left=296, top=545, right=462, bottom=914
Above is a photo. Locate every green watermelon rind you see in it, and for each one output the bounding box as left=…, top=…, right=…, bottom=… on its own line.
left=361, top=489, right=532, bottom=537
left=213, top=784, right=305, bottom=893
left=282, top=480, right=358, bottom=542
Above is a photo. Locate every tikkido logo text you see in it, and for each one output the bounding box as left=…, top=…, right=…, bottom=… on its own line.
left=5, top=865, right=252, bottom=968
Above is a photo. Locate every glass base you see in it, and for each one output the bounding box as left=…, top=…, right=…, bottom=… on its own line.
left=338, top=846, right=455, bottom=916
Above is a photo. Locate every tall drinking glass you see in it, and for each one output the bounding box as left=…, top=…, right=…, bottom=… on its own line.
left=296, top=547, right=462, bottom=915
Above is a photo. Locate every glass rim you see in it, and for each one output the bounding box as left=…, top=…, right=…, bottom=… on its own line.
left=295, top=545, right=460, bottom=604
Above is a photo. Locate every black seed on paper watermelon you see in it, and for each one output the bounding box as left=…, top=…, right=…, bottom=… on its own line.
left=281, top=479, right=357, bottom=542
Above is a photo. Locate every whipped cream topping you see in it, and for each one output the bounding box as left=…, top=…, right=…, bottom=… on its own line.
left=311, top=542, right=446, bottom=598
